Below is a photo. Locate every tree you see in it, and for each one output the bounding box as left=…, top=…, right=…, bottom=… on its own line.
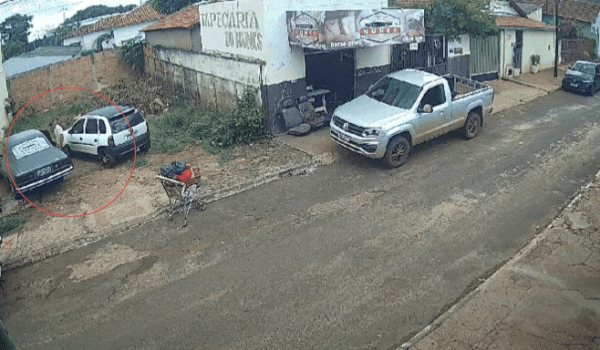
left=2, top=39, right=26, bottom=61
left=55, top=5, right=135, bottom=44
left=1, top=14, right=33, bottom=44
left=149, top=0, right=195, bottom=15
left=425, top=0, right=497, bottom=41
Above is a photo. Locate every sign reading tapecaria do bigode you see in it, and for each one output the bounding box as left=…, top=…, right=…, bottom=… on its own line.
left=286, top=9, right=424, bottom=51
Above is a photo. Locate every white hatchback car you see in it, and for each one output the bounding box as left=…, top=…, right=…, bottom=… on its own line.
left=55, top=105, right=151, bottom=168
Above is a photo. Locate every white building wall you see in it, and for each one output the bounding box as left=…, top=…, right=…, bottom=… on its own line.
left=522, top=30, right=555, bottom=71
left=113, top=22, right=157, bottom=46
left=0, top=43, right=8, bottom=138
left=155, top=47, right=262, bottom=87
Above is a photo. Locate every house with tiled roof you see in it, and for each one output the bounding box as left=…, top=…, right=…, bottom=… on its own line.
left=63, top=4, right=165, bottom=51
left=519, top=0, right=600, bottom=57
left=394, top=0, right=555, bottom=79
left=143, top=5, right=201, bottom=52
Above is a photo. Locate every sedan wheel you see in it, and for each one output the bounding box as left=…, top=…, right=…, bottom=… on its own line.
left=100, top=149, right=116, bottom=168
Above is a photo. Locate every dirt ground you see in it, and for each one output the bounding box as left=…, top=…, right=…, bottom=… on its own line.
left=0, top=79, right=313, bottom=264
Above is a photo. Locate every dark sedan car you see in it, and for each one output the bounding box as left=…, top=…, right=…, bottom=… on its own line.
left=562, top=60, right=600, bottom=96
left=1, top=130, right=73, bottom=198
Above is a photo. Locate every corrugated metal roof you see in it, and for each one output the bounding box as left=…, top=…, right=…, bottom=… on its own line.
left=64, top=4, right=165, bottom=39
left=518, top=0, right=600, bottom=23
left=4, top=56, right=74, bottom=78
left=20, top=46, right=82, bottom=57
left=143, top=5, right=199, bottom=32
left=496, top=15, right=555, bottom=29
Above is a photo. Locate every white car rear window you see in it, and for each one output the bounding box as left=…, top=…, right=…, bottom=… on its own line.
left=12, top=137, right=50, bottom=160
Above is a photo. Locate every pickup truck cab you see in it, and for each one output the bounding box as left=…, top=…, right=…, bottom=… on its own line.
left=330, top=69, right=494, bottom=167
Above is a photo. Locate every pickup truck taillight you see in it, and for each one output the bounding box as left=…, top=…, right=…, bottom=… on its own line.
left=108, top=135, right=115, bottom=147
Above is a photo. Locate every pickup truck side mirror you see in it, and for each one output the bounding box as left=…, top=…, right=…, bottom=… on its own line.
left=419, top=104, right=433, bottom=114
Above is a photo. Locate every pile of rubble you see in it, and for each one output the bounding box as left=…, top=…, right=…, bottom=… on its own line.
left=90, top=76, right=178, bottom=115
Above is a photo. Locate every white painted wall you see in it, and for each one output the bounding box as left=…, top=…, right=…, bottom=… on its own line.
left=64, top=30, right=110, bottom=51
left=522, top=30, right=555, bottom=71
left=593, top=14, right=600, bottom=57
left=527, top=8, right=542, bottom=22
left=0, top=43, right=8, bottom=138
left=113, top=21, right=157, bottom=46
left=155, top=48, right=262, bottom=87
left=198, top=0, right=266, bottom=61
left=499, top=29, right=555, bottom=77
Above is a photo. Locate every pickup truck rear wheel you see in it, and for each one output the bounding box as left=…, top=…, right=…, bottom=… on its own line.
left=384, top=135, right=411, bottom=168
left=463, top=111, right=482, bottom=139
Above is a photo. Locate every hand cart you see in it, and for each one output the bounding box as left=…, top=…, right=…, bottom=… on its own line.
left=155, top=175, right=207, bottom=227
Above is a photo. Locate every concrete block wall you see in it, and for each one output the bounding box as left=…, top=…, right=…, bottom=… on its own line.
left=9, top=50, right=137, bottom=111
left=144, top=45, right=262, bottom=113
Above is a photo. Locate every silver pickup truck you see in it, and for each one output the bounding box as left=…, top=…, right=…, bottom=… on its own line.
left=330, top=69, right=494, bottom=167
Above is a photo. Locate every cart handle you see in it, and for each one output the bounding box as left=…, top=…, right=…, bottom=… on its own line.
left=155, top=175, right=186, bottom=186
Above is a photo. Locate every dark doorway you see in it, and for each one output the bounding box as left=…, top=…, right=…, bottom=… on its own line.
left=304, top=49, right=355, bottom=111
left=514, top=30, right=523, bottom=71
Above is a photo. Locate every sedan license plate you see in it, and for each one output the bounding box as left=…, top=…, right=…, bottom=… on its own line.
left=37, top=166, right=52, bottom=177
left=570, top=83, right=579, bottom=88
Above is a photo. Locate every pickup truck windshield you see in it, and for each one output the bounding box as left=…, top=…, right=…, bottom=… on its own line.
left=367, top=77, right=422, bottom=109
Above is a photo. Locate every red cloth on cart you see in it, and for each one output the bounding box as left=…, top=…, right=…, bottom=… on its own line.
left=176, top=169, right=195, bottom=186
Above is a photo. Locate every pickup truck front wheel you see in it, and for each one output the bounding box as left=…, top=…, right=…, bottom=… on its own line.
left=463, top=111, right=482, bottom=139
left=384, top=135, right=411, bottom=168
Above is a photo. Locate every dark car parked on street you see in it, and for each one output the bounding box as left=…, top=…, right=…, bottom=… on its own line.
left=562, top=60, right=600, bottom=96
left=1, top=130, right=73, bottom=198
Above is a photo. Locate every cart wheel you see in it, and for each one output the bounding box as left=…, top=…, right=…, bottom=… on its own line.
left=193, top=199, right=207, bottom=211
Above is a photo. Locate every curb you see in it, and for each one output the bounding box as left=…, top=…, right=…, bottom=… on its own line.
left=397, top=168, right=600, bottom=349
left=2, top=155, right=317, bottom=270
left=501, top=77, right=562, bottom=94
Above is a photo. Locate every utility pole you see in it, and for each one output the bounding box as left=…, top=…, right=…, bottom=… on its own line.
left=554, top=0, right=559, bottom=77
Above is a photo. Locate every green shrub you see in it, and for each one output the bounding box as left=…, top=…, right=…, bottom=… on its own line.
left=0, top=215, right=28, bottom=236
left=149, top=87, right=268, bottom=154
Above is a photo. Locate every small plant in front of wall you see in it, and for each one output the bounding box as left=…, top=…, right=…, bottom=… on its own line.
left=530, top=54, right=541, bottom=73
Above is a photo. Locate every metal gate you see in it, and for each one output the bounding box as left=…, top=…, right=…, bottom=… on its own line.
left=561, top=39, right=595, bottom=64
left=470, top=35, right=500, bottom=78
left=391, top=34, right=447, bottom=75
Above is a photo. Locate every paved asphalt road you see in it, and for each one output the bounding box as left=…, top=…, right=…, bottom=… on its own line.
left=3, top=90, right=600, bottom=349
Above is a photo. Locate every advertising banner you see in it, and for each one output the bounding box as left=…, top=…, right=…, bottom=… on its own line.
left=286, top=9, right=424, bottom=50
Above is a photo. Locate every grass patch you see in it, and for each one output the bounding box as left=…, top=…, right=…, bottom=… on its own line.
left=0, top=215, right=28, bottom=236
left=135, top=157, right=148, bottom=167
left=149, top=88, right=269, bottom=155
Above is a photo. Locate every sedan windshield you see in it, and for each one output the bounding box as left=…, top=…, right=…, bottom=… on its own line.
left=571, top=62, right=596, bottom=75
left=12, top=137, right=50, bottom=160
left=367, top=77, right=422, bottom=109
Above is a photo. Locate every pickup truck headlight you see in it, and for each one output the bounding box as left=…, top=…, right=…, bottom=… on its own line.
left=362, top=127, right=381, bottom=138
